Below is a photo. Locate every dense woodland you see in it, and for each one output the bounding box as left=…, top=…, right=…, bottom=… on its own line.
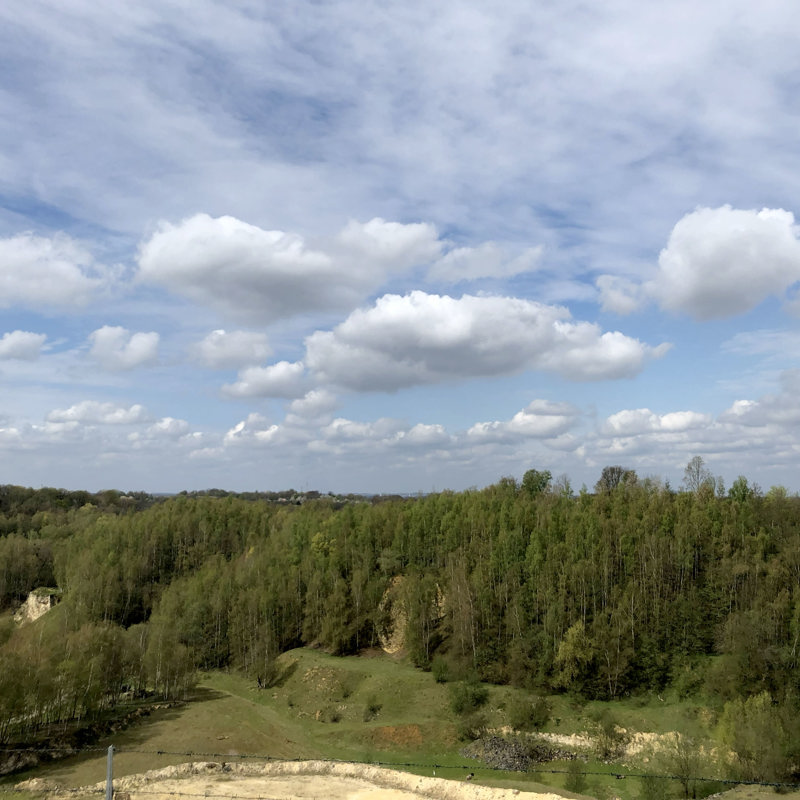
left=2, top=463, right=800, bottom=774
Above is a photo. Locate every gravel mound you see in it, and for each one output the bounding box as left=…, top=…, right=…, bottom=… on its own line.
left=462, top=735, right=577, bottom=772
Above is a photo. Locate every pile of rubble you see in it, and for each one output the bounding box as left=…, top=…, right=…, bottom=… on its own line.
left=462, top=735, right=578, bottom=772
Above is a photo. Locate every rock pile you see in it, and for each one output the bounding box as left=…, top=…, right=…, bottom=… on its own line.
left=462, top=735, right=577, bottom=772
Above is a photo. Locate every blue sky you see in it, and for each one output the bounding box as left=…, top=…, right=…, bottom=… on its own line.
left=2, top=0, right=800, bottom=494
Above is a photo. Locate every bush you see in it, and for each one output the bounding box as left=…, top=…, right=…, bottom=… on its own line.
left=455, top=711, right=488, bottom=741
left=363, top=695, right=382, bottom=721
left=564, top=759, right=587, bottom=793
left=638, top=775, right=668, bottom=800
left=255, top=660, right=281, bottom=689
left=717, top=693, right=790, bottom=782
left=590, top=709, right=629, bottom=760
left=449, top=681, right=489, bottom=715
left=509, top=694, right=551, bottom=731
left=431, top=655, right=450, bottom=683
left=657, top=731, right=703, bottom=799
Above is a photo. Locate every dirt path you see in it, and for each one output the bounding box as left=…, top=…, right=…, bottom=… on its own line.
left=19, top=760, right=567, bottom=800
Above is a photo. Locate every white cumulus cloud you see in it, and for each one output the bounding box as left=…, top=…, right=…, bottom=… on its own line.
left=193, top=329, right=271, bottom=369
left=223, top=360, right=307, bottom=398
left=287, top=389, right=338, bottom=420
left=88, top=325, right=159, bottom=370
left=586, top=371, right=800, bottom=481
left=602, top=408, right=712, bottom=435
left=648, top=206, right=800, bottom=319
left=0, top=330, right=47, bottom=360
left=31, top=420, right=82, bottom=441
left=468, top=400, right=580, bottom=443
left=335, top=217, right=441, bottom=271
left=137, top=214, right=442, bottom=323
left=47, top=400, right=149, bottom=425
left=224, top=413, right=282, bottom=446
left=305, top=291, right=668, bottom=392
left=0, top=232, right=110, bottom=309
left=313, top=417, right=452, bottom=454
left=0, top=427, right=22, bottom=444
left=719, top=370, right=800, bottom=427
left=146, top=417, right=191, bottom=438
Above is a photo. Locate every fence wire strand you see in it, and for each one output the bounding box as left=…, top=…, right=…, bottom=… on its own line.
left=3, top=744, right=800, bottom=796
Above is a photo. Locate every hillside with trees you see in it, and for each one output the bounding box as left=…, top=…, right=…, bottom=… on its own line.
left=2, top=461, right=800, bottom=783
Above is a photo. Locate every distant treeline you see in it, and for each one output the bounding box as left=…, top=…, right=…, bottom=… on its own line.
left=2, top=466, right=800, bottom=746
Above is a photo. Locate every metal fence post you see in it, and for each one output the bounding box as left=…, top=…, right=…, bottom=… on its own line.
left=106, top=745, right=114, bottom=800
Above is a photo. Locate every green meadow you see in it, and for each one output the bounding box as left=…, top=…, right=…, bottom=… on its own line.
left=5, top=647, right=789, bottom=800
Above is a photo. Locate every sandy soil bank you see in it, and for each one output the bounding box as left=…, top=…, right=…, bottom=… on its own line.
left=19, top=759, right=568, bottom=800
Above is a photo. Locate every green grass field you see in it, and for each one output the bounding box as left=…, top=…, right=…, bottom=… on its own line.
left=2, top=647, right=797, bottom=800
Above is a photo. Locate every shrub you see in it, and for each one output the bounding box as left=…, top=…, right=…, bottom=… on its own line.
left=363, top=695, right=382, bottom=721
left=509, top=694, right=551, bottom=731
left=431, top=655, right=450, bottom=683
left=564, top=759, right=587, bottom=793
left=717, top=693, right=790, bottom=782
left=455, top=710, right=488, bottom=741
left=590, top=709, right=629, bottom=760
left=637, top=775, right=668, bottom=800
left=449, top=681, right=489, bottom=715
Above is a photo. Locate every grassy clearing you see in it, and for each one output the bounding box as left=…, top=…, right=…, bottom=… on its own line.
left=3, top=681, right=321, bottom=789
left=2, top=647, right=776, bottom=800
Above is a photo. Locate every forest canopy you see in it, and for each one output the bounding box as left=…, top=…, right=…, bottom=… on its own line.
left=2, top=463, right=799, bottom=751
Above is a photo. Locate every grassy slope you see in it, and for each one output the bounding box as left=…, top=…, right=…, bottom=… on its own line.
left=4, top=647, right=798, bottom=800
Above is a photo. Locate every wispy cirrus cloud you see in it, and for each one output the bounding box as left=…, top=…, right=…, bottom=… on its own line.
left=3, top=1, right=800, bottom=493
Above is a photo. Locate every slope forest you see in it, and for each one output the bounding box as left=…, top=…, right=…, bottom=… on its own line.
left=1, top=465, right=800, bottom=781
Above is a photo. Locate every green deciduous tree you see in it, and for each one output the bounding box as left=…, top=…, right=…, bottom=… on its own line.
left=595, top=466, right=637, bottom=493
left=658, top=732, right=705, bottom=799
left=683, top=456, right=713, bottom=493
left=555, top=621, right=595, bottom=692
left=522, top=469, right=552, bottom=497
left=718, top=692, right=789, bottom=781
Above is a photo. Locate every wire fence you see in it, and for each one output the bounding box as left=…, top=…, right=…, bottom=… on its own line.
left=2, top=745, right=800, bottom=796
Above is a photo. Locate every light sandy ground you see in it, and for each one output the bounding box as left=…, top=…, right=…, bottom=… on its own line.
left=539, top=730, right=666, bottom=756
left=496, top=730, right=668, bottom=758
left=19, top=760, right=567, bottom=800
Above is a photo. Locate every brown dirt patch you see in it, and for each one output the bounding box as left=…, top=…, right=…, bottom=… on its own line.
left=371, top=724, right=425, bottom=748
